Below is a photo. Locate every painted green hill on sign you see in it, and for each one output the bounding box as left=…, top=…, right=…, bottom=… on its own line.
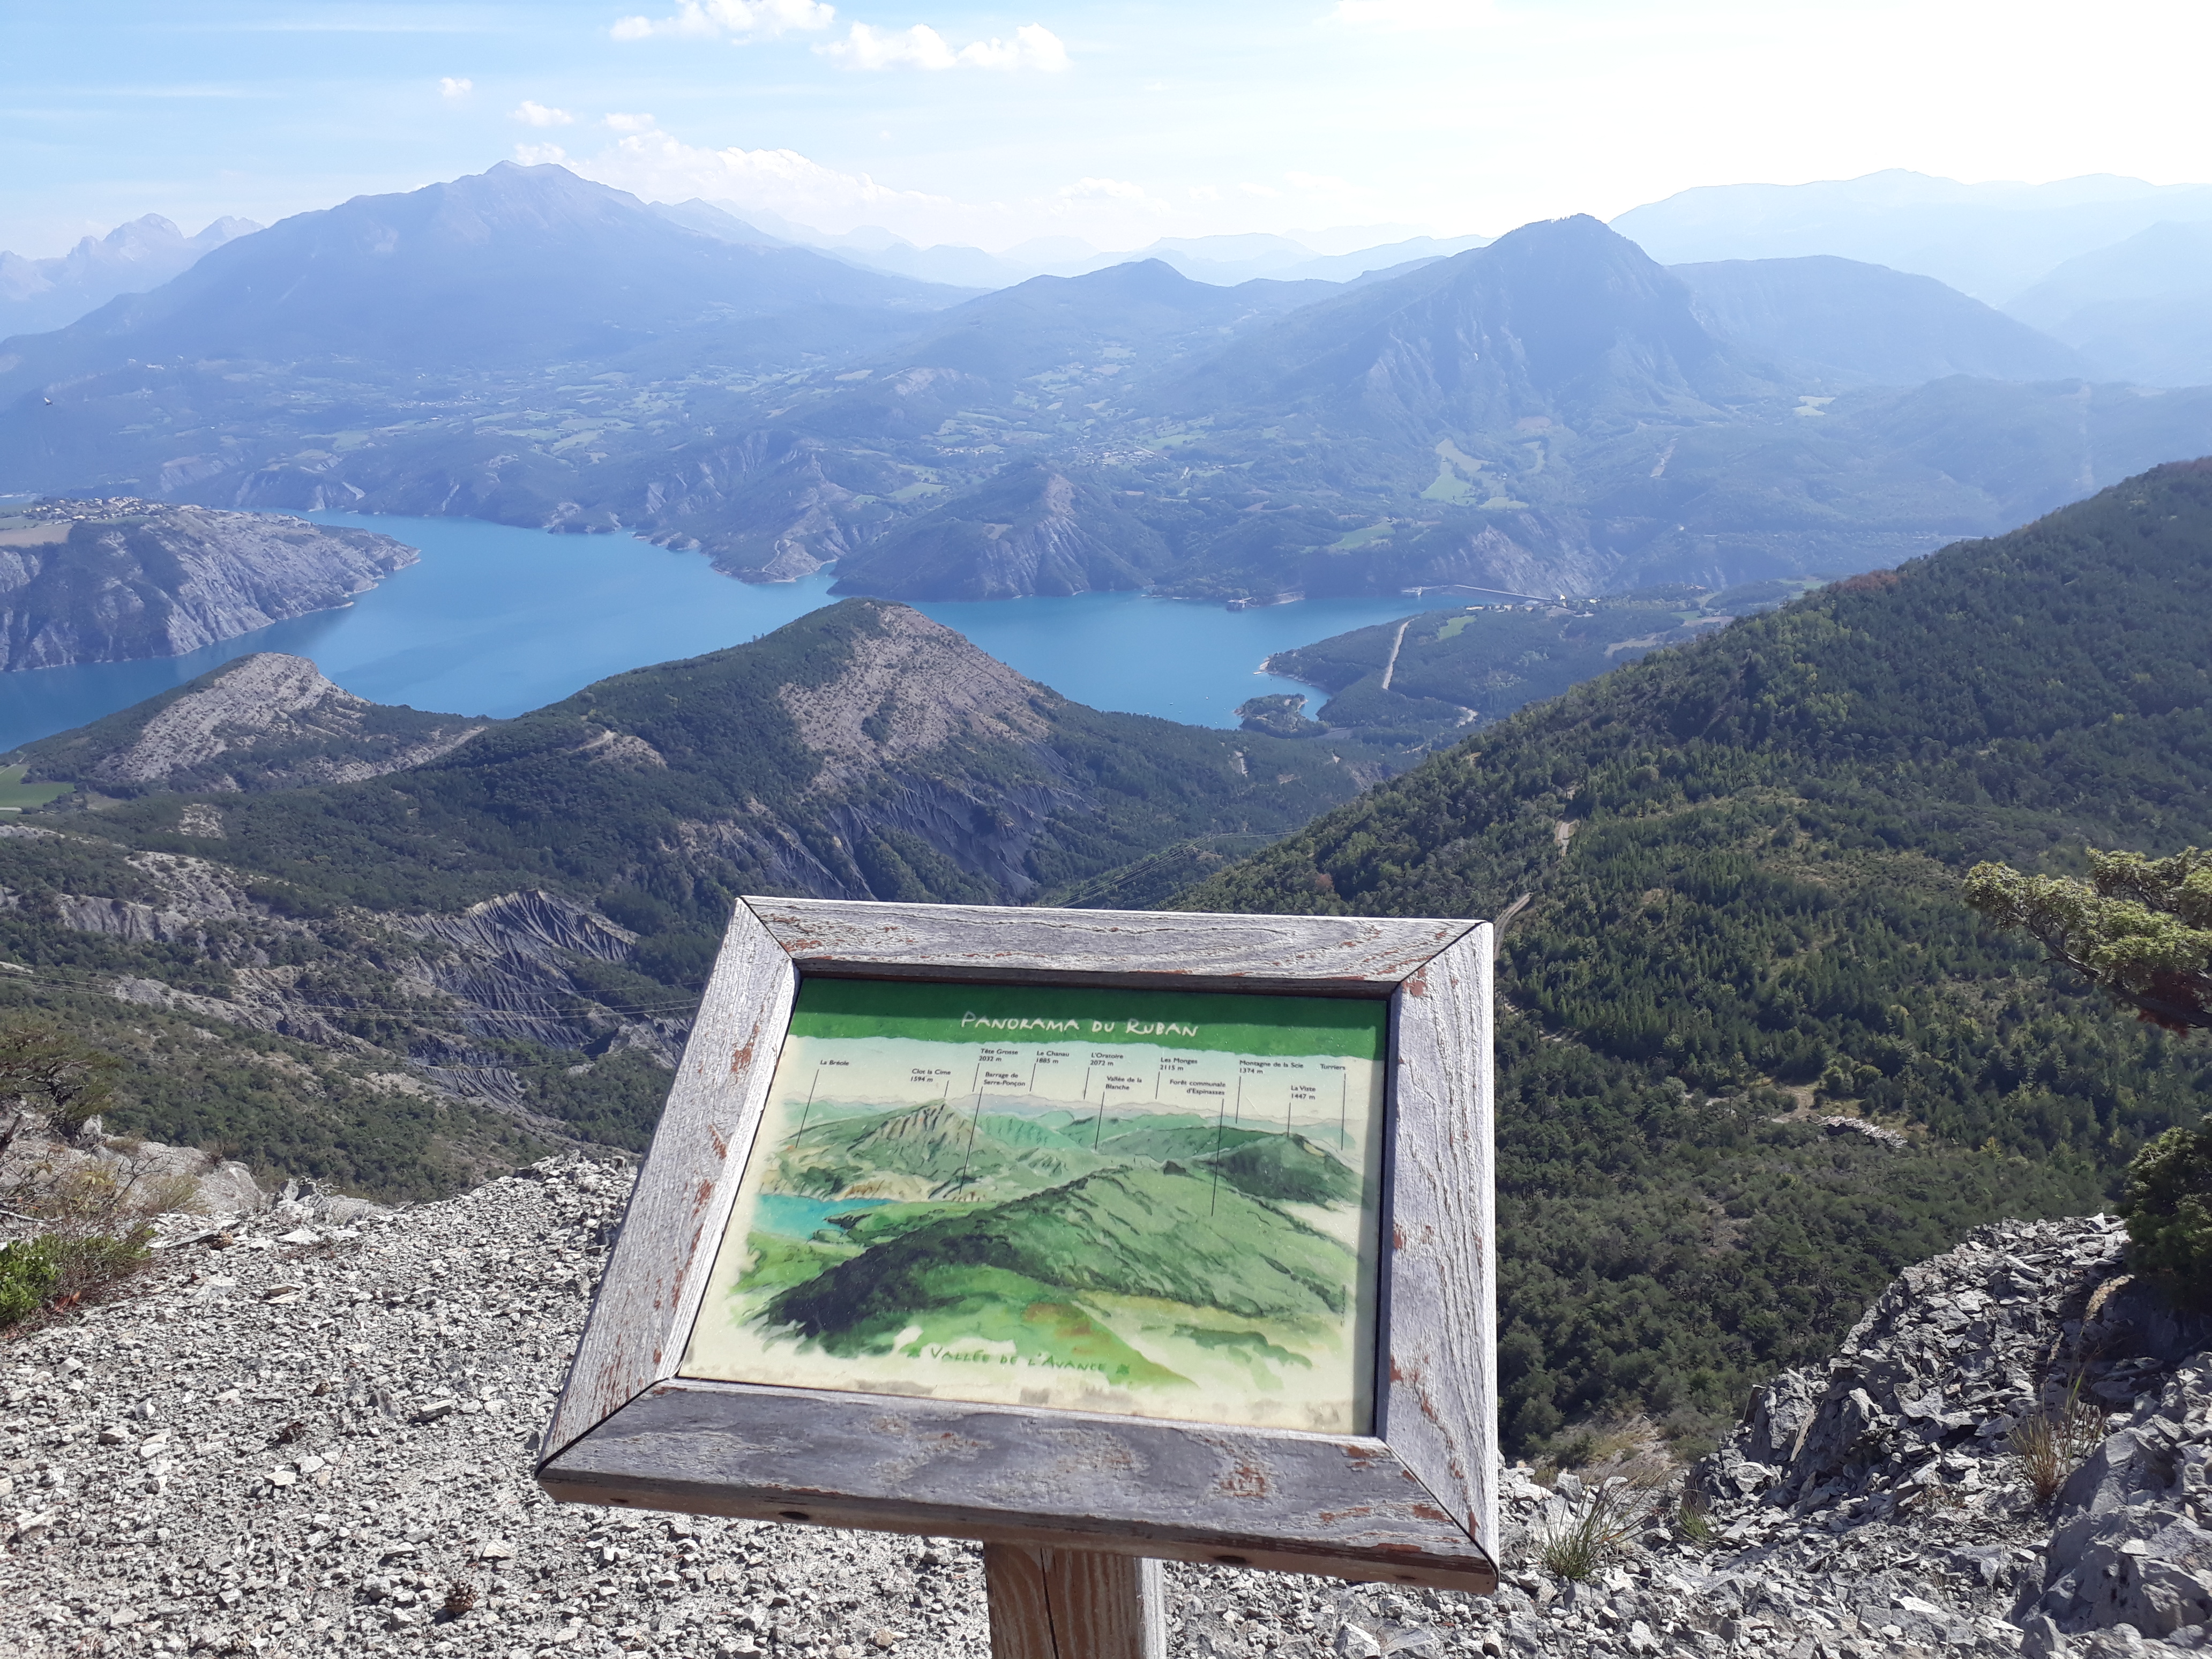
left=765, top=1166, right=1355, bottom=1362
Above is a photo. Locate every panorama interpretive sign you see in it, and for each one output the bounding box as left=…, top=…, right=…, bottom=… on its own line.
left=538, top=896, right=1499, bottom=1617
left=683, top=978, right=1388, bottom=1432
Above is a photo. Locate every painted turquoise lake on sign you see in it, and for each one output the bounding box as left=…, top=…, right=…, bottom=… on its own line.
left=0, top=513, right=1484, bottom=752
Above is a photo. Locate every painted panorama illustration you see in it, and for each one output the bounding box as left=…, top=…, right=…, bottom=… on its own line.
left=680, top=978, right=1387, bottom=1432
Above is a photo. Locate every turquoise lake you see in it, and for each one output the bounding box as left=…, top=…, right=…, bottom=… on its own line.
left=751, top=1195, right=892, bottom=1241
left=0, top=513, right=1484, bottom=752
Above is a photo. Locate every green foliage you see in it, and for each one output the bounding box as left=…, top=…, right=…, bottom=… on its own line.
left=0, top=1019, right=118, bottom=1142
left=2119, top=1114, right=2212, bottom=1301
left=0, top=1230, right=153, bottom=1327
left=523, top=1049, right=687, bottom=1152
left=0, top=968, right=543, bottom=1202
left=0, top=1237, right=62, bottom=1325
left=1966, top=847, right=2212, bottom=1032
left=1178, top=460, right=2212, bottom=1451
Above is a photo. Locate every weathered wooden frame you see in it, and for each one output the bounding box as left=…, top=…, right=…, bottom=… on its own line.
left=537, top=898, right=1497, bottom=1593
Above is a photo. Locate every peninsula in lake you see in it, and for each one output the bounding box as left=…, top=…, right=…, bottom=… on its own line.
left=0, top=498, right=417, bottom=670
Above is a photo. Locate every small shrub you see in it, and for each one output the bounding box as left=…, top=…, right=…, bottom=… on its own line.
left=0, top=1238, right=64, bottom=1326
left=2009, top=1380, right=2103, bottom=1505
left=0, top=1229, right=151, bottom=1327
left=0, top=1021, right=118, bottom=1151
left=2121, top=1113, right=2212, bottom=1304
left=1551, top=1430, right=1600, bottom=1470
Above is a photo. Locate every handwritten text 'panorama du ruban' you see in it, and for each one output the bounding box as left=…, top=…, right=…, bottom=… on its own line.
left=958, top=1012, right=1199, bottom=1038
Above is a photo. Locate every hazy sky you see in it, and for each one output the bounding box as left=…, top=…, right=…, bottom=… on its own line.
left=6, top=0, right=2211, bottom=257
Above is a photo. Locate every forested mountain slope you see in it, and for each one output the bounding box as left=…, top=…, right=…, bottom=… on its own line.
left=0, top=602, right=1374, bottom=1191
left=1181, top=459, right=2212, bottom=1450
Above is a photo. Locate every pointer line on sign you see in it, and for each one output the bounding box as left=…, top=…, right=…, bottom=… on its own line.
left=1210, top=1074, right=1243, bottom=1217
left=956, top=1053, right=985, bottom=1197
left=794, top=1066, right=821, bottom=1142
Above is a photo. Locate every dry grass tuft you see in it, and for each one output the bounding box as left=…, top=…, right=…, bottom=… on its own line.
left=2009, top=1378, right=2104, bottom=1504
left=1538, top=1460, right=1671, bottom=1580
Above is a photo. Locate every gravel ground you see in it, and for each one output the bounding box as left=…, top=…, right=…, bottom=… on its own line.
left=6, top=1168, right=2205, bottom=1659
left=0, top=1159, right=1492, bottom=1659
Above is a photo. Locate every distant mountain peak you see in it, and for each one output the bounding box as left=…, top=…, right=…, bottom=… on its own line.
left=1163, top=208, right=1753, bottom=437
left=0, top=212, right=261, bottom=335
left=0, top=160, right=966, bottom=381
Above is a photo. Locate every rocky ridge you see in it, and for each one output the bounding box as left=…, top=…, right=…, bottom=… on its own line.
left=69, top=655, right=486, bottom=793
left=776, top=606, right=1052, bottom=783
left=1682, top=1214, right=2211, bottom=1658
left=5, top=1172, right=2208, bottom=1659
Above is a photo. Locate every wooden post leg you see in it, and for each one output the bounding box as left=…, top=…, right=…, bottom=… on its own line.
left=983, top=1543, right=1165, bottom=1659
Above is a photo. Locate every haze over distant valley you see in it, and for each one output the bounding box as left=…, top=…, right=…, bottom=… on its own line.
left=9, top=162, right=2212, bottom=631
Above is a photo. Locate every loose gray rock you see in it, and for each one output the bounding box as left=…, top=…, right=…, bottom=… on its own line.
left=0, top=1156, right=1486, bottom=1659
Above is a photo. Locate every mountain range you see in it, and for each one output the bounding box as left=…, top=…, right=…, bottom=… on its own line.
left=13, top=163, right=2212, bottom=616
left=1610, top=168, right=2212, bottom=302
left=0, top=213, right=259, bottom=338
left=2005, top=219, right=2212, bottom=386
left=688, top=208, right=1493, bottom=291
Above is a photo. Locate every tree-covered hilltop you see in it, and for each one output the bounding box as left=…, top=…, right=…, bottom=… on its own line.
left=62, top=598, right=1378, bottom=924
left=1178, top=459, right=2212, bottom=1452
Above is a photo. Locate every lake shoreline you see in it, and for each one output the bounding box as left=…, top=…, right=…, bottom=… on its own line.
left=0, top=512, right=1482, bottom=753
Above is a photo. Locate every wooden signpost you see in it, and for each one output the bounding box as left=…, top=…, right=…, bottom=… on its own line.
left=537, top=898, right=1497, bottom=1659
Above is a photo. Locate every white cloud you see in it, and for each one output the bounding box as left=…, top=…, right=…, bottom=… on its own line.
left=819, top=19, right=1068, bottom=70
left=564, top=126, right=1176, bottom=250
left=610, top=0, right=835, bottom=41
left=955, top=24, right=1070, bottom=70
left=512, top=100, right=576, bottom=127
left=581, top=129, right=956, bottom=225
left=438, top=76, right=473, bottom=99
left=604, top=111, right=659, bottom=132
left=821, top=22, right=956, bottom=68
left=1330, top=0, right=1494, bottom=28
left=514, top=143, right=570, bottom=165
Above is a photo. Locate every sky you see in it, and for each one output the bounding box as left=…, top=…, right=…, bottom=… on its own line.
left=6, top=0, right=2212, bottom=259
